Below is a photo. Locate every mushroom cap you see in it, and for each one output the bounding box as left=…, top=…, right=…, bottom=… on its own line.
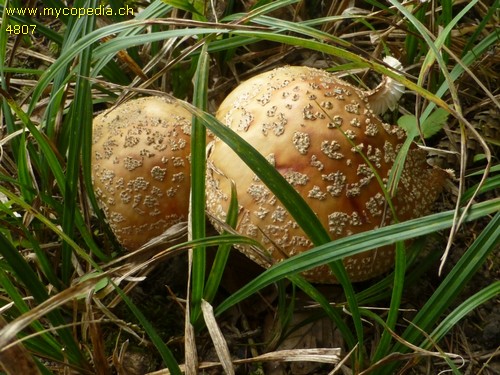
left=91, top=96, right=191, bottom=250
left=206, top=66, right=447, bottom=283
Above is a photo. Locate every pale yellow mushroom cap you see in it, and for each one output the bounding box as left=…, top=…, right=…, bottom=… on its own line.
left=206, top=66, right=447, bottom=283
left=91, top=96, right=192, bottom=250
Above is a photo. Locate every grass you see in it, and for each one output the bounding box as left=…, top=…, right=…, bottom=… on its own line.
left=0, top=0, right=499, bottom=374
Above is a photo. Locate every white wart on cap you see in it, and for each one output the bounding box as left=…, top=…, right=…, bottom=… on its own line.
left=206, top=66, right=447, bottom=283
left=91, top=96, right=191, bottom=250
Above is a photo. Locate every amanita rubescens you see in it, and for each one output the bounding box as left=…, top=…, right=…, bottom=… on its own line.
left=91, top=96, right=191, bottom=250
left=206, top=65, right=447, bottom=283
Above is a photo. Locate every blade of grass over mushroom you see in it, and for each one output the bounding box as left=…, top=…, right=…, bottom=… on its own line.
left=215, top=200, right=499, bottom=315
left=185, top=110, right=329, bottom=271
left=190, top=44, right=210, bottom=326
left=188, top=105, right=366, bottom=355
left=371, top=240, right=406, bottom=363
left=355, top=237, right=439, bottom=305
left=203, top=182, right=239, bottom=305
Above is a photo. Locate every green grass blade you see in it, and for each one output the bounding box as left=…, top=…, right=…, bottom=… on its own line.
left=190, top=44, right=210, bottom=325
left=371, top=241, right=406, bottom=363
left=392, top=211, right=500, bottom=352
left=0, top=232, right=89, bottom=368
left=425, top=281, right=500, bottom=348
left=287, top=275, right=357, bottom=350
left=111, top=283, right=182, bottom=375
left=233, top=0, right=299, bottom=20
left=355, top=237, right=439, bottom=305
left=185, top=110, right=362, bottom=362
left=0, top=186, right=101, bottom=269
left=419, top=0, right=478, bottom=87
left=462, top=173, right=500, bottom=203
left=0, top=267, right=64, bottom=362
left=403, top=2, right=427, bottom=65
left=60, top=1, right=96, bottom=284
left=90, top=1, right=173, bottom=77
left=16, top=132, right=37, bottom=204
left=163, top=0, right=204, bottom=17
left=420, top=31, right=499, bottom=123
left=215, top=200, right=499, bottom=315
left=223, top=13, right=350, bottom=47
left=0, top=195, right=61, bottom=289
left=203, top=182, right=239, bottom=304
left=461, top=0, right=499, bottom=56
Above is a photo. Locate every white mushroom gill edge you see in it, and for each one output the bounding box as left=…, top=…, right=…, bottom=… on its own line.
left=366, top=56, right=406, bottom=115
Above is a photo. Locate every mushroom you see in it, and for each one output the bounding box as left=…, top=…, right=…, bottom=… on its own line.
left=206, top=65, right=447, bottom=283
left=91, top=96, right=191, bottom=250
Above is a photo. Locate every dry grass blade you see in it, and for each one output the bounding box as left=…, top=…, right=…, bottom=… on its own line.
left=0, top=275, right=110, bottom=350
left=359, top=351, right=463, bottom=375
left=85, top=295, right=112, bottom=375
left=184, top=321, right=198, bottom=375
left=0, top=315, right=41, bottom=375
left=201, top=299, right=235, bottom=375
left=439, top=119, right=492, bottom=275
left=184, top=230, right=198, bottom=375
left=103, top=222, right=188, bottom=270
left=149, top=347, right=342, bottom=374
left=205, top=212, right=274, bottom=267
left=249, top=348, right=342, bottom=363
left=359, top=320, right=464, bottom=374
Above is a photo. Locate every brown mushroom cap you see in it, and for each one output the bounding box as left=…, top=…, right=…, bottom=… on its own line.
left=91, top=96, right=191, bottom=250
left=206, top=66, right=447, bottom=283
